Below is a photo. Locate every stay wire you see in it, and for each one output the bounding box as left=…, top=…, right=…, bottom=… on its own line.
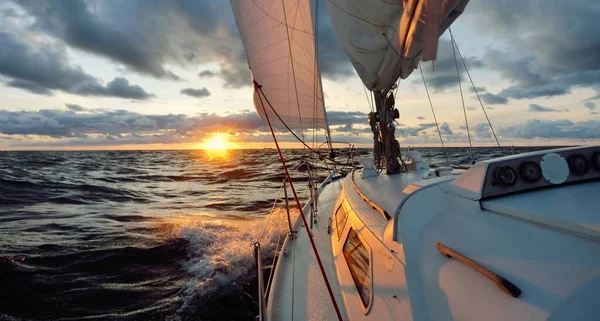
left=450, top=28, right=474, bottom=163
left=257, top=178, right=287, bottom=244
left=419, top=64, right=450, bottom=166
left=449, top=28, right=501, bottom=147
left=256, top=83, right=358, bottom=168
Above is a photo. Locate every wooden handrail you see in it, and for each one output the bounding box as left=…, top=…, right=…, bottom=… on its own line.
left=435, top=242, right=521, bottom=298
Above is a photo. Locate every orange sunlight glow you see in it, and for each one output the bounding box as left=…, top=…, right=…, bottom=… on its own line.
left=202, top=133, right=230, bottom=150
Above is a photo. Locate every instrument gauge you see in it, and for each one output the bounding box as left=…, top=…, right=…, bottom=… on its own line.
left=568, top=153, right=590, bottom=175
left=519, top=161, right=542, bottom=183
left=495, top=165, right=517, bottom=187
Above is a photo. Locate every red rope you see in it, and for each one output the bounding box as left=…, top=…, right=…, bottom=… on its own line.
left=254, top=80, right=344, bottom=321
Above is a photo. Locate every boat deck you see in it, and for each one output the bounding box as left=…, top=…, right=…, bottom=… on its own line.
left=266, top=177, right=348, bottom=321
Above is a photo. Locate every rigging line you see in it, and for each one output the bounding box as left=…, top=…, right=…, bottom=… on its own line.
left=281, top=0, right=306, bottom=145
left=449, top=29, right=501, bottom=147
left=419, top=64, right=450, bottom=166
left=257, top=83, right=358, bottom=168
left=257, top=178, right=287, bottom=243
left=450, top=28, right=474, bottom=163
left=254, top=81, right=345, bottom=321
left=312, top=0, right=319, bottom=152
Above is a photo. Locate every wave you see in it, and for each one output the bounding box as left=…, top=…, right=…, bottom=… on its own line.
left=162, top=210, right=298, bottom=320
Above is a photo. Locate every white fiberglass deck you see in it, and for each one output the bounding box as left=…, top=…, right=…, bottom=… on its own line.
left=267, top=177, right=347, bottom=321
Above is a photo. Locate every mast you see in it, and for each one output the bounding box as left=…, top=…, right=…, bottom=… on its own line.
left=372, top=90, right=401, bottom=174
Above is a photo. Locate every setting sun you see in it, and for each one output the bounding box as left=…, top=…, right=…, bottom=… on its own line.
left=201, top=134, right=230, bottom=150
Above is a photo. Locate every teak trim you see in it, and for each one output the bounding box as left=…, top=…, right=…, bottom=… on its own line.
left=435, top=242, right=522, bottom=298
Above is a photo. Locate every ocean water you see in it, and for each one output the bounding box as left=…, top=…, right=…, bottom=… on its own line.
left=0, top=147, right=553, bottom=321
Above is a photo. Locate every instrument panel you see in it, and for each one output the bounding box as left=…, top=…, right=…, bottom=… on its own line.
left=481, top=146, right=600, bottom=199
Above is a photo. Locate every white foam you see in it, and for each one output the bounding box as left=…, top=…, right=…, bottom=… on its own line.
left=165, top=208, right=299, bottom=316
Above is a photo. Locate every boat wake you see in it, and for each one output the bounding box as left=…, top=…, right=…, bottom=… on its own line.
left=165, top=209, right=299, bottom=320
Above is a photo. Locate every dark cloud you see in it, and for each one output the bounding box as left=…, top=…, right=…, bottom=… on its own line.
left=0, top=32, right=153, bottom=99
left=499, top=119, right=600, bottom=140
left=584, top=101, right=596, bottom=110
left=14, top=0, right=181, bottom=80
left=480, top=92, right=508, bottom=105
left=417, top=39, right=484, bottom=91
left=314, top=0, right=354, bottom=80
left=198, top=70, right=216, bottom=78
left=472, top=123, right=492, bottom=139
left=0, top=108, right=263, bottom=139
left=76, top=77, right=153, bottom=99
left=396, top=123, right=437, bottom=137
left=439, top=122, right=453, bottom=135
left=528, top=104, right=565, bottom=113
left=0, top=108, right=376, bottom=146
left=180, top=87, right=211, bottom=98
left=6, top=79, right=53, bottom=96
left=65, top=104, right=86, bottom=112
left=6, top=0, right=355, bottom=90
left=468, top=86, right=486, bottom=93
left=326, top=111, right=367, bottom=126
left=470, top=0, right=600, bottom=100
left=417, top=116, right=426, bottom=120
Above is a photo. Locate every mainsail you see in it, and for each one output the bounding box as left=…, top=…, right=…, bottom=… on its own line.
left=325, top=0, right=470, bottom=92
left=230, top=0, right=328, bottom=133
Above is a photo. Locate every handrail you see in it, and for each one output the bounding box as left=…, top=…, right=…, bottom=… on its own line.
left=350, top=170, right=391, bottom=219
left=435, top=242, right=521, bottom=298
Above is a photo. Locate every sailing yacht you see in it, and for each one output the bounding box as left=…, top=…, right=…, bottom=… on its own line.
left=230, top=0, right=600, bottom=320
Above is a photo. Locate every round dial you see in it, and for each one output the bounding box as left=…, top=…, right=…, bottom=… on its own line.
left=495, top=165, right=517, bottom=187
left=519, top=161, right=542, bottom=183
left=568, top=153, right=590, bottom=175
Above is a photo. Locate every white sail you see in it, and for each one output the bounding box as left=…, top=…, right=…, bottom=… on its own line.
left=325, top=0, right=470, bottom=92
left=230, top=0, right=328, bottom=131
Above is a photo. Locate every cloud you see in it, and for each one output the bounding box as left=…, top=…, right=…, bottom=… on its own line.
left=13, top=0, right=181, bottom=80
left=0, top=32, right=153, bottom=99
left=0, top=108, right=376, bottom=146
left=65, top=104, right=86, bottom=112
left=180, top=87, right=211, bottom=98
left=480, top=92, right=508, bottom=105
left=0, top=108, right=264, bottom=139
left=9, top=0, right=354, bottom=89
left=417, top=116, right=426, bottom=120
left=468, top=86, right=486, bottom=93
left=417, top=39, right=484, bottom=91
left=397, top=123, right=437, bottom=137
left=439, top=122, right=453, bottom=135
left=473, top=122, right=492, bottom=139
left=198, top=70, right=216, bottom=78
left=528, top=103, right=565, bottom=113
left=499, top=119, right=600, bottom=139
left=470, top=0, right=600, bottom=100
left=325, top=111, right=367, bottom=128
left=584, top=101, right=596, bottom=110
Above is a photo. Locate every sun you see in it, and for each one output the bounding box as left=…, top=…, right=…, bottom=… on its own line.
left=202, top=133, right=230, bottom=150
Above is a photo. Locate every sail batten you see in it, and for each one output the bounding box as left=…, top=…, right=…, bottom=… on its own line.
left=231, top=0, right=327, bottom=131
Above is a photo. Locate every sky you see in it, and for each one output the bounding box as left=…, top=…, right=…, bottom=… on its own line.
left=0, top=0, right=599, bottom=150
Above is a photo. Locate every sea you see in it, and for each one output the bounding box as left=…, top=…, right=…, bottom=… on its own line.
left=0, top=147, right=555, bottom=321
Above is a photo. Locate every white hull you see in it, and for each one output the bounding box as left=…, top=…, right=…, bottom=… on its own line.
left=265, top=146, right=600, bottom=321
